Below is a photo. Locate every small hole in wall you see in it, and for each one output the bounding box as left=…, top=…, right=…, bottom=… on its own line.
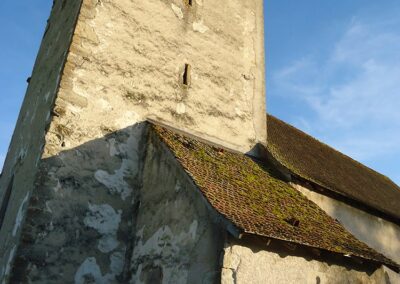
left=183, top=64, right=191, bottom=86
left=188, top=0, right=193, bottom=6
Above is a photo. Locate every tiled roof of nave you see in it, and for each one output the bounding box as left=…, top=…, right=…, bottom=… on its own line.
left=151, top=124, right=398, bottom=270
left=267, top=114, right=400, bottom=221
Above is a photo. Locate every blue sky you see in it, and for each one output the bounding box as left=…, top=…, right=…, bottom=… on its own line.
left=0, top=1, right=52, bottom=171
left=0, top=1, right=399, bottom=185
left=265, top=0, right=400, bottom=185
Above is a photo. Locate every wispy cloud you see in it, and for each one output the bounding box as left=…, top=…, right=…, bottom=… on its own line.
left=272, top=16, right=400, bottom=165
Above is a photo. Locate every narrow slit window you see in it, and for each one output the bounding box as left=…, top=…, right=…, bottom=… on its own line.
left=183, top=64, right=191, bottom=86
left=188, top=0, right=193, bottom=6
left=0, top=175, right=14, bottom=229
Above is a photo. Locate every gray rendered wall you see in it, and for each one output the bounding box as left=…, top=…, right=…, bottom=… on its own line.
left=0, top=0, right=83, bottom=281
left=129, top=130, right=225, bottom=283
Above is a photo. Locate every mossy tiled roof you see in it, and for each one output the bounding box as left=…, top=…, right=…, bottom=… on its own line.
left=152, top=124, right=398, bottom=269
left=267, top=114, right=400, bottom=221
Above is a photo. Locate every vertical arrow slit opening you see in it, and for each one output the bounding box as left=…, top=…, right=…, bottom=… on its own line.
left=183, top=64, right=191, bottom=86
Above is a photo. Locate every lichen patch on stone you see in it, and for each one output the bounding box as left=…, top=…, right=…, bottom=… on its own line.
left=74, top=257, right=104, bottom=284
left=74, top=253, right=125, bottom=284
left=95, top=165, right=132, bottom=201
left=83, top=203, right=121, bottom=253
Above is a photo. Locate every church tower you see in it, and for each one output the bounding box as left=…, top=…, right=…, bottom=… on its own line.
left=0, top=0, right=266, bottom=282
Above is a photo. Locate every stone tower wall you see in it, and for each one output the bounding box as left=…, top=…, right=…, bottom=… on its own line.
left=0, top=1, right=83, bottom=281
left=0, top=0, right=266, bottom=282
left=52, top=0, right=266, bottom=154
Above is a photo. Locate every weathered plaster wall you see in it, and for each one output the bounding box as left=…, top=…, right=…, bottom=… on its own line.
left=129, top=130, right=224, bottom=283
left=292, top=183, right=400, bottom=264
left=11, top=124, right=148, bottom=283
left=63, top=0, right=266, bottom=153
left=222, top=238, right=399, bottom=284
left=0, top=0, right=83, bottom=282
left=2, top=0, right=265, bottom=281
left=8, top=1, right=153, bottom=279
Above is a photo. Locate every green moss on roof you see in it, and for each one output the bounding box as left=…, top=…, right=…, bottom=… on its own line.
left=152, top=124, right=398, bottom=269
left=267, top=114, right=400, bottom=221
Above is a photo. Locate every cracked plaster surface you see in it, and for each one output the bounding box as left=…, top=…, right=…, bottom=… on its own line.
left=221, top=241, right=397, bottom=284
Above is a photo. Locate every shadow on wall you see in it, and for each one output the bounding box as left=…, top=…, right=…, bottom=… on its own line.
left=8, top=120, right=398, bottom=282
left=10, top=122, right=149, bottom=283
left=238, top=234, right=380, bottom=276
left=329, top=197, right=400, bottom=264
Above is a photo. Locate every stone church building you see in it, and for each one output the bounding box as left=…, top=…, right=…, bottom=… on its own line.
left=0, top=0, right=399, bottom=283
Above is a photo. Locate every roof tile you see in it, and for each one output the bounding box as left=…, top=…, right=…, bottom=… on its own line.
left=267, top=114, right=400, bottom=221
left=152, top=124, right=398, bottom=269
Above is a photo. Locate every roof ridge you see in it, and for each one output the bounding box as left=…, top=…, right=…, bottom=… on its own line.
left=266, top=114, right=400, bottom=222
left=267, top=114, right=398, bottom=187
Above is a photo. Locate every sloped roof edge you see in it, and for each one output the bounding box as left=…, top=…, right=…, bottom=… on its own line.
left=148, top=122, right=399, bottom=272
left=267, top=114, right=400, bottom=223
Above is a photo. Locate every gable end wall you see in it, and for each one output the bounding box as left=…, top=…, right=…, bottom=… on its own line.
left=130, top=129, right=225, bottom=283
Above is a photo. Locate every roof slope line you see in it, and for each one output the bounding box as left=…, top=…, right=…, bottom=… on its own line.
left=150, top=123, right=399, bottom=271
left=267, top=114, right=400, bottom=223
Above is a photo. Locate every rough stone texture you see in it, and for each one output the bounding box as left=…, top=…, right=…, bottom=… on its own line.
left=0, top=0, right=83, bottom=282
left=11, top=124, right=147, bottom=283
left=0, top=0, right=265, bottom=282
left=292, top=182, right=400, bottom=265
left=129, top=129, right=224, bottom=283
left=222, top=238, right=399, bottom=284
left=62, top=0, right=266, bottom=154
left=4, top=0, right=396, bottom=283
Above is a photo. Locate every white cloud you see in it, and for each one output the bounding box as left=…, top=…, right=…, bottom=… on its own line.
left=272, top=17, right=400, bottom=163
left=273, top=58, right=322, bottom=97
